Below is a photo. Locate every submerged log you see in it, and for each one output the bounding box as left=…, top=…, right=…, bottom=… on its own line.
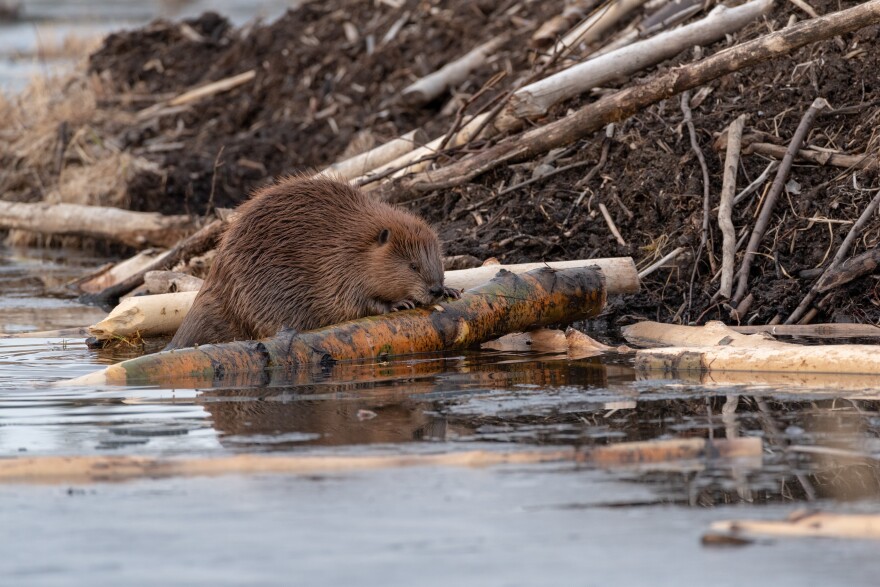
left=69, top=266, right=609, bottom=387
left=0, top=201, right=194, bottom=248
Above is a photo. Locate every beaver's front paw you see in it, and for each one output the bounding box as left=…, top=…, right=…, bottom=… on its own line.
left=441, top=286, right=462, bottom=300
left=390, top=299, right=417, bottom=312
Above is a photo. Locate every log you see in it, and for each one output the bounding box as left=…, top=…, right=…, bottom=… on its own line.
left=0, top=201, right=194, bottom=249
left=318, top=129, right=428, bottom=180
left=376, top=0, right=880, bottom=202
left=622, top=320, right=800, bottom=349
left=143, top=270, right=204, bottom=294
left=506, top=0, right=772, bottom=122
left=81, top=218, right=224, bottom=308
left=731, top=323, right=880, bottom=339
left=70, top=249, right=171, bottom=294
left=88, top=291, right=198, bottom=340
left=709, top=511, right=880, bottom=540
left=68, top=266, right=609, bottom=387
left=400, top=35, right=508, bottom=106
left=0, top=437, right=760, bottom=485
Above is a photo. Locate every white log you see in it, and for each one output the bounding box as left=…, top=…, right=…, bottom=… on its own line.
left=0, top=201, right=194, bottom=249
left=547, top=0, right=651, bottom=62
left=622, top=320, right=792, bottom=349
left=710, top=512, right=880, bottom=540
left=509, top=0, right=773, bottom=121
left=73, top=249, right=172, bottom=294
left=317, top=129, right=428, bottom=180
left=445, top=257, right=640, bottom=294
left=88, top=291, right=198, bottom=340
left=400, top=35, right=508, bottom=106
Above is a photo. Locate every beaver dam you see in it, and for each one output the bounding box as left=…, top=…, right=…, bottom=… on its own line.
left=3, top=0, right=880, bottom=584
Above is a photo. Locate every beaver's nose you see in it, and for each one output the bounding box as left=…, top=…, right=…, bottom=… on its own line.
left=429, top=286, right=444, bottom=298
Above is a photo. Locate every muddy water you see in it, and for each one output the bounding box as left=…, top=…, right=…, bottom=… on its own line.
left=2, top=246, right=880, bottom=585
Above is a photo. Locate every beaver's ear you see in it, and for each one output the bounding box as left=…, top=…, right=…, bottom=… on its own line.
left=377, top=228, right=390, bottom=245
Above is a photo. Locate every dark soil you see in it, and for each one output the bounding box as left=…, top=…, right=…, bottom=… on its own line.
left=85, top=0, right=880, bottom=327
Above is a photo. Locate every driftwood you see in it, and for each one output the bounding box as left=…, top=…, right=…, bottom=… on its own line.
left=400, top=35, right=508, bottom=106
left=709, top=511, right=880, bottom=541
left=69, top=266, right=609, bottom=387
left=0, top=437, right=760, bottom=485
left=318, top=129, right=428, bottom=180
left=505, top=0, right=772, bottom=123
left=0, top=201, right=194, bottom=249
left=623, top=321, right=880, bottom=376
left=376, top=1, right=880, bottom=202
left=81, top=218, right=224, bottom=308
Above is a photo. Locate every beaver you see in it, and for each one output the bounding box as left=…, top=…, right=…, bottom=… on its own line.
left=166, top=174, right=459, bottom=349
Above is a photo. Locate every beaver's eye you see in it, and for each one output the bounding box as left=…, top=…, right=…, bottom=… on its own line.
left=410, top=262, right=419, bottom=272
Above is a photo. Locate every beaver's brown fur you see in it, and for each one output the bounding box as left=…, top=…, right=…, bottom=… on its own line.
left=166, top=175, right=458, bottom=349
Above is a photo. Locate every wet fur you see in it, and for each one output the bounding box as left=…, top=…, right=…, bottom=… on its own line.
left=167, top=175, right=452, bottom=349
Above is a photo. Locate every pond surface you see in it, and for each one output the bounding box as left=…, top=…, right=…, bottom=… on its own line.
left=2, top=244, right=880, bottom=585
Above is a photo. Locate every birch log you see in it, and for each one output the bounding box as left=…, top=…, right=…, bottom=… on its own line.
left=400, top=35, right=508, bottom=106
left=506, top=0, right=773, bottom=123
left=318, top=129, right=428, bottom=180
left=377, top=0, right=880, bottom=202
left=0, top=201, right=195, bottom=248
left=86, top=257, right=640, bottom=340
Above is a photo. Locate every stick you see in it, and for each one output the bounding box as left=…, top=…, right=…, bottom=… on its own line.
left=80, top=219, right=224, bottom=308
left=375, top=1, right=880, bottom=202
left=400, top=35, right=508, bottom=106
left=599, top=202, right=627, bottom=246
left=745, top=142, right=877, bottom=169
left=547, top=0, right=651, bottom=63
left=0, top=201, right=195, bottom=249
left=318, top=129, right=428, bottom=180
left=638, top=247, right=684, bottom=279
left=718, top=115, right=746, bottom=298
left=732, top=97, right=829, bottom=304
left=136, top=70, right=256, bottom=120
left=816, top=245, right=880, bottom=292
left=785, top=189, right=880, bottom=323
left=509, top=0, right=772, bottom=121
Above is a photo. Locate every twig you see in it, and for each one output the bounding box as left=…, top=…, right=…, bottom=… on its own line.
left=639, top=247, right=685, bottom=279
left=788, top=0, right=819, bottom=19
left=718, top=115, right=746, bottom=299
left=732, top=160, right=778, bottom=206
left=599, top=203, right=627, bottom=246
left=785, top=188, right=880, bottom=324
left=563, top=124, right=614, bottom=225
left=732, top=97, right=829, bottom=304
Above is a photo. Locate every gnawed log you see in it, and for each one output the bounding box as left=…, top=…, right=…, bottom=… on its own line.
left=0, top=201, right=195, bottom=249
left=731, top=323, right=880, bottom=339
left=376, top=0, right=880, bottom=202
left=708, top=511, right=880, bottom=541
left=85, top=257, right=639, bottom=341
left=400, top=35, right=508, bottom=106
left=621, top=320, right=789, bottom=349
left=142, top=270, right=204, bottom=294
left=70, top=249, right=171, bottom=294
left=0, top=437, right=761, bottom=484
left=88, top=291, right=198, bottom=340
left=69, top=265, right=609, bottom=387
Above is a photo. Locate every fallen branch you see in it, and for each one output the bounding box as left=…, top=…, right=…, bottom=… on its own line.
left=318, top=129, right=428, bottom=180
left=0, top=201, right=195, bottom=249
left=0, top=437, right=760, bottom=485
left=745, top=141, right=878, bottom=169
left=709, top=511, right=880, bottom=541
left=80, top=218, right=224, bottom=308
left=375, top=1, right=880, bottom=202
left=816, top=245, right=880, bottom=293
left=718, top=115, right=747, bottom=298
left=547, top=0, right=650, bottom=63
left=786, top=189, right=880, bottom=323
left=136, top=70, right=256, bottom=120
left=507, top=0, right=772, bottom=122
left=732, top=97, right=829, bottom=304
left=69, top=266, right=609, bottom=387
left=400, top=35, right=508, bottom=106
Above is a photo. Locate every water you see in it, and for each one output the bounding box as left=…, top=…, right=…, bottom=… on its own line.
left=2, top=243, right=880, bottom=584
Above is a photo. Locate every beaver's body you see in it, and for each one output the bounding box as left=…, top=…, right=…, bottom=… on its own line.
left=167, top=175, right=456, bottom=349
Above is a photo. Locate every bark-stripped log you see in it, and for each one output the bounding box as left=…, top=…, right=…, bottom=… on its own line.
left=318, top=129, right=428, bottom=180
left=69, top=266, right=608, bottom=387
left=0, top=201, right=195, bottom=248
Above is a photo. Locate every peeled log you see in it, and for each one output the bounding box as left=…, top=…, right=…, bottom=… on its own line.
left=0, top=201, right=195, bottom=249
left=69, top=266, right=608, bottom=387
